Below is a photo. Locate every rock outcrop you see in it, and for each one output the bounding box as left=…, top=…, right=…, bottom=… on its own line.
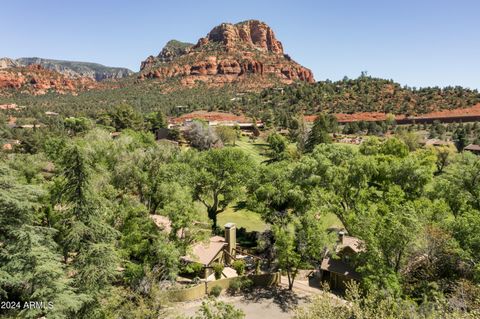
left=139, top=20, right=314, bottom=88
left=0, top=58, right=20, bottom=69
left=0, top=64, right=99, bottom=96
left=1, top=57, right=133, bottom=81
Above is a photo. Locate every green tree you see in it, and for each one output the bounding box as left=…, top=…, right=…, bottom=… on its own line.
left=265, top=132, right=288, bottom=163
left=304, top=114, right=336, bottom=152
left=429, top=144, right=456, bottom=174
left=249, top=163, right=333, bottom=289
left=119, top=202, right=180, bottom=286
left=453, top=127, right=469, bottom=152
left=0, top=164, right=84, bottom=318
left=273, top=222, right=301, bottom=290
left=145, top=111, right=167, bottom=132
left=108, top=103, right=143, bottom=131
left=64, top=117, right=92, bottom=136
left=52, top=145, right=119, bottom=293
left=437, top=153, right=480, bottom=212
left=193, top=148, right=254, bottom=229
left=397, top=130, right=420, bottom=151
left=215, top=126, right=237, bottom=146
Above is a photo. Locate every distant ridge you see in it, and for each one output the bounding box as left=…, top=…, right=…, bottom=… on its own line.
left=0, top=57, right=133, bottom=81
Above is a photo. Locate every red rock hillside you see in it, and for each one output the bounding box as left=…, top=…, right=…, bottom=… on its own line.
left=0, top=64, right=99, bottom=96
left=139, top=20, right=315, bottom=88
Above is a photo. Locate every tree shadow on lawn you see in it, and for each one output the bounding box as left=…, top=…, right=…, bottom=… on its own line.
left=232, top=201, right=248, bottom=211
left=241, top=287, right=309, bottom=312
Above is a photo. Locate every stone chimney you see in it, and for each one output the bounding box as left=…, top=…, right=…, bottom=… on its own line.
left=338, top=231, right=345, bottom=244
left=224, top=223, right=236, bottom=264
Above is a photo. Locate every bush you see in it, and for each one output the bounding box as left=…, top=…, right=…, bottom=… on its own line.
left=195, top=298, right=245, bottom=318
left=228, top=278, right=242, bottom=295
left=209, top=285, right=222, bottom=297
left=232, top=260, right=246, bottom=276
left=212, top=262, right=224, bottom=280
left=228, top=278, right=253, bottom=295
left=184, top=262, right=204, bottom=276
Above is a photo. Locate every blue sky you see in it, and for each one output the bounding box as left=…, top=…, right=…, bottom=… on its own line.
left=2, top=0, right=479, bottom=89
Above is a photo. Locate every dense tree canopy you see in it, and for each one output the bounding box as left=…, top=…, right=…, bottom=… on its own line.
left=1, top=98, right=479, bottom=318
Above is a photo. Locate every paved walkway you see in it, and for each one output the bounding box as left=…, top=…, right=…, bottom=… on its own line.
left=281, top=276, right=348, bottom=304
left=170, top=294, right=303, bottom=319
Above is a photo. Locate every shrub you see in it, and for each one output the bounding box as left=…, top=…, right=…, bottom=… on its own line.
left=195, top=298, right=245, bottom=318
left=232, top=260, right=246, bottom=276
left=212, top=262, right=224, bottom=280
left=228, top=278, right=253, bottom=295
left=184, top=262, right=204, bottom=276
left=228, top=278, right=242, bottom=295
left=209, top=285, right=222, bottom=297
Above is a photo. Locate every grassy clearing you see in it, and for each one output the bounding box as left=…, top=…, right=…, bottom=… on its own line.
left=217, top=204, right=342, bottom=233
left=321, top=212, right=343, bottom=229
left=232, top=136, right=269, bottom=163
left=217, top=205, right=268, bottom=232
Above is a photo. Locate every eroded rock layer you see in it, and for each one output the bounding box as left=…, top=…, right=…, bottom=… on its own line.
left=139, top=20, right=314, bottom=88
left=0, top=64, right=99, bottom=96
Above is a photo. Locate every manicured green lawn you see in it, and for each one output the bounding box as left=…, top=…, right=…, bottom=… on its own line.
left=321, top=212, right=343, bottom=229
left=231, top=136, right=269, bottom=163
left=217, top=206, right=268, bottom=232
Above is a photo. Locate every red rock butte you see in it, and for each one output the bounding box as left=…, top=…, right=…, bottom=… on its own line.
left=139, top=20, right=315, bottom=88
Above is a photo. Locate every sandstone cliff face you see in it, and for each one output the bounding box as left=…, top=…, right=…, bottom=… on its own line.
left=198, top=20, right=284, bottom=54
left=139, top=20, right=314, bottom=88
left=0, top=64, right=99, bottom=96
left=0, top=58, right=20, bottom=69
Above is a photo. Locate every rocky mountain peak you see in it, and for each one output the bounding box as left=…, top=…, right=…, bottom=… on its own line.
left=195, top=20, right=284, bottom=54
left=139, top=20, right=314, bottom=89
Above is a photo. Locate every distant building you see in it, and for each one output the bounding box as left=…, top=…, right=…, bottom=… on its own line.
left=423, top=139, right=454, bottom=148
left=2, top=139, right=20, bottom=151
left=170, top=111, right=263, bottom=130
left=319, top=231, right=365, bottom=291
left=464, top=144, right=480, bottom=155
left=14, top=124, right=45, bottom=129
left=110, top=132, right=121, bottom=139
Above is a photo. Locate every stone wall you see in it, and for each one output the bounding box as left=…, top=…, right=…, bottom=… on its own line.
left=166, top=272, right=281, bottom=302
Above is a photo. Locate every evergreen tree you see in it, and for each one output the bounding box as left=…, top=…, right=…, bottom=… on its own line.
left=108, top=104, right=143, bottom=131
left=0, top=164, right=83, bottom=318
left=52, top=145, right=118, bottom=293
left=145, top=111, right=167, bottom=132
left=453, top=127, right=468, bottom=151
left=305, top=114, right=335, bottom=152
